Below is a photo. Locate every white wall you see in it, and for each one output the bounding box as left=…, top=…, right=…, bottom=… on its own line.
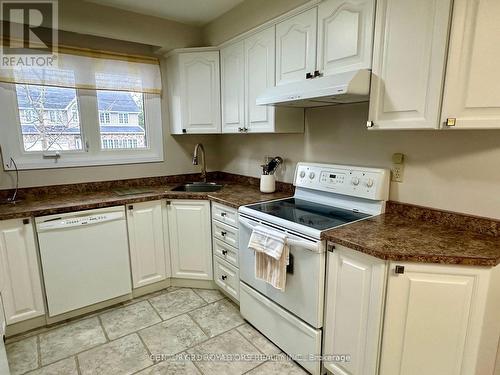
left=218, top=103, right=500, bottom=219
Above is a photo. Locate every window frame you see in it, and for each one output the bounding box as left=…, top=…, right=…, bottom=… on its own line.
left=0, top=83, right=164, bottom=170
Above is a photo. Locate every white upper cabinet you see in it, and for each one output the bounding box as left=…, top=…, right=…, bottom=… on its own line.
left=167, top=49, right=221, bottom=134
left=317, top=0, right=375, bottom=76
left=168, top=200, right=212, bottom=280
left=323, top=245, right=387, bottom=375
left=0, top=218, right=45, bottom=324
left=276, top=8, right=318, bottom=85
left=127, top=200, right=169, bottom=289
left=221, top=41, right=245, bottom=133
left=368, top=0, right=452, bottom=129
left=441, top=0, right=500, bottom=129
left=244, top=27, right=276, bottom=133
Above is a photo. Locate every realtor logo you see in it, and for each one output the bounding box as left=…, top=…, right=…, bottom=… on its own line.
left=1, top=0, right=58, bottom=67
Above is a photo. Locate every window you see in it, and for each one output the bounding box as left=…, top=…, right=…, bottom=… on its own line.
left=118, top=113, right=129, bottom=124
left=15, top=84, right=83, bottom=152
left=0, top=50, right=163, bottom=170
left=99, top=111, right=110, bottom=124
left=97, top=90, right=146, bottom=150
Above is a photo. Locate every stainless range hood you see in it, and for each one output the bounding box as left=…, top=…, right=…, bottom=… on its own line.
left=256, top=69, right=371, bottom=108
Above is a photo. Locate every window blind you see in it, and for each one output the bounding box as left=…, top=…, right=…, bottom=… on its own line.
left=0, top=47, right=162, bottom=94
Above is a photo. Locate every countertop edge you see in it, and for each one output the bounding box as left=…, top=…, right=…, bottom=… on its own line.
left=326, top=236, right=499, bottom=267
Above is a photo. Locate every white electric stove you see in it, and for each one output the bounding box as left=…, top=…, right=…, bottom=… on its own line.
left=238, top=162, right=390, bottom=375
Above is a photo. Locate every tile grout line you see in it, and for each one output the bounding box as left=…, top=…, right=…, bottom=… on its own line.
left=36, top=334, right=42, bottom=370
left=96, top=315, right=110, bottom=342
left=74, top=356, right=82, bottom=375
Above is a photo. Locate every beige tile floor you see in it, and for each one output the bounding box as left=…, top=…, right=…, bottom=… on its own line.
left=5, top=287, right=308, bottom=375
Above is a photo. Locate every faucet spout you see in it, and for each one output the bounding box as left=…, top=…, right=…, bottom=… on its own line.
left=193, top=143, right=207, bottom=182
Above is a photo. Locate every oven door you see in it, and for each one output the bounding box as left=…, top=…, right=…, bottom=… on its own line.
left=238, top=214, right=326, bottom=328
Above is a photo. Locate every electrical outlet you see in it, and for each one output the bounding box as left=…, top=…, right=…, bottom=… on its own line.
left=391, top=164, right=404, bottom=182
left=391, top=153, right=405, bottom=182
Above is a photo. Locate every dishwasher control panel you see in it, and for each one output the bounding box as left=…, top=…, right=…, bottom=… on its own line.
left=35, top=207, right=126, bottom=232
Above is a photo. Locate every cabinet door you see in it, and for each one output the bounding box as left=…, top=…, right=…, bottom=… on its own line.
left=0, top=219, right=45, bottom=324
left=244, top=27, right=275, bottom=133
left=127, top=201, right=167, bottom=288
left=323, top=245, right=387, bottom=375
left=276, top=8, right=317, bottom=85
left=441, top=0, right=500, bottom=129
left=368, top=0, right=452, bottom=129
left=168, top=200, right=212, bottom=280
left=380, top=262, right=487, bottom=375
left=179, top=51, right=221, bottom=133
left=317, top=0, right=375, bottom=76
left=221, top=41, right=245, bottom=133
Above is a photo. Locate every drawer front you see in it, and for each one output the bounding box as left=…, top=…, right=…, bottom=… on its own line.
left=212, top=203, right=238, bottom=228
left=212, top=220, right=238, bottom=248
left=213, top=238, right=239, bottom=268
left=214, top=256, right=239, bottom=301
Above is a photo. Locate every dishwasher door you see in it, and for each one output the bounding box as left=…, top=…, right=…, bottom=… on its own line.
left=36, top=207, right=132, bottom=317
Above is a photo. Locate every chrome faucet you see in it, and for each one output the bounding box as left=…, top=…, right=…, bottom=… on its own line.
left=193, top=143, right=207, bottom=182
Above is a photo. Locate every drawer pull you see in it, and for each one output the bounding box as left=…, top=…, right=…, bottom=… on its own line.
left=221, top=212, right=227, bottom=217
left=221, top=275, right=227, bottom=281
left=222, top=249, right=228, bottom=256
left=221, top=231, right=227, bottom=237
left=395, top=265, right=405, bottom=275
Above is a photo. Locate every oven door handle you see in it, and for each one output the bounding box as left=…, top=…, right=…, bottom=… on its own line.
left=239, top=216, right=323, bottom=253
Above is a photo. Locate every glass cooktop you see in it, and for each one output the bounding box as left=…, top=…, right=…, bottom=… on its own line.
left=246, top=198, right=371, bottom=231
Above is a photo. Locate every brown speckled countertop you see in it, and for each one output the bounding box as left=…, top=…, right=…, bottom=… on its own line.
left=323, top=203, right=500, bottom=267
left=0, top=174, right=293, bottom=220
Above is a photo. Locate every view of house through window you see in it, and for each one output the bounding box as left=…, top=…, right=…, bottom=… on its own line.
left=15, top=84, right=83, bottom=152
left=96, top=90, right=147, bottom=150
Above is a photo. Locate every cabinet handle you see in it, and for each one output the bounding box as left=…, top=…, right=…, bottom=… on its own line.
left=128, top=205, right=134, bottom=210
left=182, top=128, right=187, bottom=134
left=221, top=231, right=227, bottom=237
left=366, top=121, right=374, bottom=128
left=306, top=72, right=313, bottom=79
left=222, top=249, right=228, bottom=256
left=238, top=127, right=244, bottom=132
left=394, top=265, right=405, bottom=275
left=22, top=218, right=30, bottom=225
left=327, top=243, right=335, bottom=252
left=221, top=275, right=227, bottom=281
left=445, top=118, right=456, bottom=127
left=220, top=212, right=226, bottom=217
left=314, top=70, right=322, bottom=78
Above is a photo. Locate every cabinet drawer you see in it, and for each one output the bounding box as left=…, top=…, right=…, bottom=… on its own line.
left=212, top=220, right=239, bottom=248
left=212, top=203, right=238, bottom=228
left=214, top=256, right=239, bottom=301
left=213, top=238, right=239, bottom=268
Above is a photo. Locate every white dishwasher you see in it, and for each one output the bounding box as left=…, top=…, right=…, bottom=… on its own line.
left=36, top=206, right=132, bottom=317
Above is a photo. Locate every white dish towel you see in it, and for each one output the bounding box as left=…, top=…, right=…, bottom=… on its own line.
left=248, top=225, right=289, bottom=291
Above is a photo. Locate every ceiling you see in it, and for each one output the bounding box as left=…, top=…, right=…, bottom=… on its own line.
left=85, top=0, right=244, bottom=26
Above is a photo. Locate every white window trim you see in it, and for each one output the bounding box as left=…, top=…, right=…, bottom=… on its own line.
left=0, top=83, right=164, bottom=170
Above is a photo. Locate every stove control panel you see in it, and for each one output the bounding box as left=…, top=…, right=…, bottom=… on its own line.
left=294, top=163, right=390, bottom=201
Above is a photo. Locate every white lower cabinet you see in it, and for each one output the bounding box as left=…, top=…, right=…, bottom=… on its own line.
left=0, top=218, right=45, bottom=324
left=168, top=200, right=212, bottom=280
left=127, top=200, right=170, bottom=288
left=323, top=244, right=387, bottom=375
left=379, top=261, right=498, bottom=375
left=211, top=202, right=240, bottom=301
left=214, top=256, right=239, bottom=300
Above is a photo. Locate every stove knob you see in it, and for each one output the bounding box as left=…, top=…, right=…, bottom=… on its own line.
left=309, top=172, right=315, bottom=179
left=299, top=171, right=306, bottom=178
left=366, top=178, right=374, bottom=187
left=351, top=177, right=360, bottom=186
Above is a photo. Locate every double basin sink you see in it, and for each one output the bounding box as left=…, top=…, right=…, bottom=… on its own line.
left=171, top=182, right=223, bottom=193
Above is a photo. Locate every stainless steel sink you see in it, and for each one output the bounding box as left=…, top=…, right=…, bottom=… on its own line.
left=171, top=182, right=223, bottom=192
